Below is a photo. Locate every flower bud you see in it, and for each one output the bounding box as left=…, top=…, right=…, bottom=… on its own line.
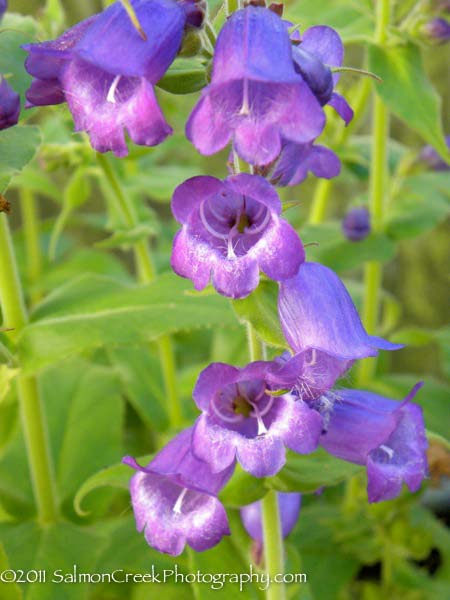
left=419, top=17, right=450, bottom=44
left=0, top=77, right=20, bottom=131
left=292, top=46, right=334, bottom=106
left=418, top=137, right=450, bottom=171
left=342, top=206, right=371, bottom=242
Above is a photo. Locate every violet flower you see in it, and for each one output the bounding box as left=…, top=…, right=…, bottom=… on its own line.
left=419, top=136, right=450, bottom=171
left=0, top=0, right=6, bottom=21
left=241, top=492, right=301, bottom=542
left=23, top=0, right=188, bottom=156
left=191, top=361, right=323, bottom=478
left=0, top=77, right=20, bottom=131
left=420, top=17, right=450, bottom=44
left=186, top=6, right=325, bottom=166
left=171, top=173, right=304, bottom=299
left=123, top=428, right=233, bottom=556
left=319, top=383, right=428, bottom=502
left=342, top=206, right=371, bottom=242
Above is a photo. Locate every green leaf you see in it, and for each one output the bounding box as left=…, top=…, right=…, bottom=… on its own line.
left=0, top=521, right=106, bottom=600
left=126, top=165, right=204, bottom=202
left=368, top=43, right=450, bottom=161
left=220, top=464, right=267, bottom=508
left=232, top=280, right=287, bottom=348
left=157, top=58, right=207, bottom=94
left=386, top=172, right=450, bottom=240
left=19, top=272, right=238, bottom=374
left=74, top=455, right=150, bottom=517
left=0, top=14, right=38, bottom=98
left=0, top=366, right=18, bottom=459
left=0, top=126, right=42, bottom=193
left=95, top=223, right=159, bottom=249
left=0, top=542, right=22, bottom=600
left=0, top=365, right=18, bottom=404
left=268, top=449, right=363, bottom=494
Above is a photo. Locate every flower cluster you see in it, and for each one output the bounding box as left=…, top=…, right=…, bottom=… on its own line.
left=21, top=1, right=428, bottom=559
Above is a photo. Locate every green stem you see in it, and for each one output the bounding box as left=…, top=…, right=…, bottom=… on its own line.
left=225, top=0, right=239, bottom=17
left=308, top=77, right=371, bottom=224
left=20, top=188, right=43, bottom=306
left=262, top=490, right=286, bottom=600
left=97, top=154, right=182, bottom=427
left=0, top=214, right=58, bottom=524
left=246, top=322, right=263, bottom=362
left=357, top=0, right=391, bottom=386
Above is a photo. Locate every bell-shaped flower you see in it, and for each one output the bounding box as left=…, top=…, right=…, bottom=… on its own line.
left=23, top=0, right=188, bottom=156
left=0, top=77, right=20, bottom=130
left=319, top=383, right=428, bottom=502
left=294, top=25, right=353, bottom=125
left=123, top=428, right=233, bottom=556
left=186, top=6, right=325, bottom=166
left=191, top=361, right=323, bottom=478
left=240, top=492, right=301, bottom=542
left=278, top=262, right=403, bottom=383
left=171, top=173, right=304, bottom=299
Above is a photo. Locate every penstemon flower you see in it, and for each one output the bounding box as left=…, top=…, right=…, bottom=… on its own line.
left=191, top=361, right=323, bottom=477
left=342, top=206, right=371, bottom=241
left=319, top=383, right=428, bottom=502
left=0, top=77, right=20, bottom=130
left=23, top=0, right=193, bottom=156
left=123, top=428, right=233, bottom=556
left=186, top=6, right=325, bottom=165
left=171, top=173, right=304, bottom=298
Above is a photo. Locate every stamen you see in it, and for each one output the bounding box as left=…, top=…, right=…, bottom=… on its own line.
left=173, top=488, right=188, bottom=514
left=249, top=401, right=269, bottom=436
left=107, top=75, right=122, bottom=104
left=211, top=392, right=243, bottom=423
left=379, top=444, right=394, bottom=460
left=239, top=78, right=251, bottom=116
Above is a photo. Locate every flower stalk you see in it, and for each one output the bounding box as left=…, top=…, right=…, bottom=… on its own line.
left=262, top=490, right=286, bottom=600
left=0, top=213, right=58, bottom=524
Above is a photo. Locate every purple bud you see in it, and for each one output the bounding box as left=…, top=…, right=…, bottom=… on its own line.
left=420, top=17, right=450, bottom=44
left=0, top=78, right=20, bottom=130
left=292, top=46, right=334, bottom=106
left=240, top=492, right=301, bottom=542
left=419, top=136, right=450, bottom=171
left=178, top=0, right=207, bottom=29
left=342, top=206, right=371, bottom=242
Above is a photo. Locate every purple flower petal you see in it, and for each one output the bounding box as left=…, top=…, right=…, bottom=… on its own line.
left=61, top=58, right=171, bottom=157
left=329, top=92, right=354, bottom=125
left=259, top=220, right=305, bottom=280
left=241, top=492, right=301, bottom=542
left=193, top=362, right=241, bottom=413
left=171, top=228, right=214, bottom=291
left=0, top=78, right=20, bottom=130
left=272, top=142, right=341, bottom=187
left=278, top=262, right=403, bottom=361
left=25, top=78, right=65, bottom=108
left=172, top=175, right=224, bottom=223
left=301, top=26, right=344, bottom=68
left=74, top=0, right=186, bottom=82
left=211, top=255, right=260, bottom=299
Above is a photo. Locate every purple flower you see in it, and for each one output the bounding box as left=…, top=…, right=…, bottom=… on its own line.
left=0, top=77, right=20, bottom=130
left=419, top=136, right=450, bottom=171
left=171, top=173, right=304, bottom=299
left=24, top=0, right=187, bottom=156
left=269, top=140, right=341, bottom=187
left=294, top=25, right=353, bottom=125
left=123, top=428, right=233, bottom=556
left=191, top=361, right=323, bottom=478
left=240, top=492, right=301, bottom=542
left=186, top=6, right=325, bottom=165
left=342, top=206, right=371, bottom=241
left=319, top=383, right=428, bottom=502
left=0, top=0, right=7, bottom=21
left=420, top=17, right=450, bottom=44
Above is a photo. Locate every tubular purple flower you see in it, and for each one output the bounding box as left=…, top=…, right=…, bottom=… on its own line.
left=270, top=140, right=341, bottom=186
left=186, top=6, right=325, bottom=165
left=123, top=428, right=233, bottom=556
left=342, top=206, right=371, bottom=241
left=278, top=263, right=403, bottom=379
left=0, top=77, right=20, bottom=130
left=191, top=361, right=323, bottom=478
left=240, top=492, right=301, bottom=542
left=170, top=173, right=304, bottom=299
left=319, top=383, right=428, bottom=502
left=23, top=0, right=187, bottom=156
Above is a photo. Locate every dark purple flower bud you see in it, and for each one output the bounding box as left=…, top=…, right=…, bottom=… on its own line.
left=0, top=0, right=7, bottom=21
left=419, top=136, right=450, bottom=171
left=420, top=17, right=450, bottom=44
left=23, top=0, right=187, bottom=156
left=297, top=26, right=353, bottom=125
left=191, top=361, right=323, bottom=478
left=178, top=0, right=207, bottom=28
left=123, top=428, right=233, bottom=556
left=320, top=383, right=428, bottom=502
left=342, top=206, right=371, bottom=241
left=0, top=78, right=20, bottom=130
left=270, top=140, right=341, bottom=186
left=241, top=492, right=301, bottom=542
left=278, top=262, right=403, bottom=381
left=171, top=174, right=304, bottom=299
left=186, top=6, right=325, bottom=166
